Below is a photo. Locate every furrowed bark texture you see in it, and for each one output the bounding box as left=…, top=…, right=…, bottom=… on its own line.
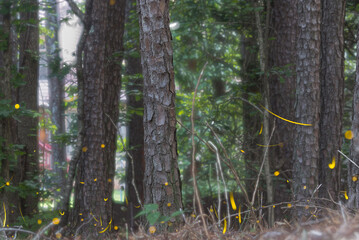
left=46, top=0, right=67, bottom=203
left=18, top=0, right=39, bottom=217
left=293, top=0, right=321, bottom=219
left=72, top=0, right=125, bottom=237
left=137, top=0, right=183, bottom=230
left=318, top=0, right=345, bottom=202
left=349, top=25, right=359, bottom=209
left=268, top=0, right=297, bottom=219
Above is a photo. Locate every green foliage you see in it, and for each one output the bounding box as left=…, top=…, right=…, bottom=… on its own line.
left=135, top=204, right=183, bottom=226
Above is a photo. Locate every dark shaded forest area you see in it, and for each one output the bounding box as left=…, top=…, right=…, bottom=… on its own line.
left=1, top=0, right=359, bottom=239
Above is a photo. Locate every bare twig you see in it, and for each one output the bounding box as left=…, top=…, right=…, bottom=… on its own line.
left=251, top=121, right=276, bottom=206
left=208, top=141, right=230, bottom=228
left=105, top=113, right=143, bottom=207
left=338, top=150, right=359, bottom=169
left=32, top=222, right=54, bottom=240
left=206, top=122, right=252, bottom=209
left=65, top=0, right=84, bottom=22
left=190, top=62, right=209, bottom=238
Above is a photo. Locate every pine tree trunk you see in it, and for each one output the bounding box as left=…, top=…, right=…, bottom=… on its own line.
left=268, top=0, right=297, bottom=220
left=293, top=0, right=321, bottom=220
left=18, top=0, right=39, bottom=217
left=71, top=0, right=125, bottom=237
left=137, top=0, right=183, bottom=231
left=318, top=0, right=345, bottom=202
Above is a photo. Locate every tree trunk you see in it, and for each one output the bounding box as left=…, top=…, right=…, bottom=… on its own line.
left=46, top=0, right=67, bottom=206
left=125, top=0, right=145, bottom=230
left=318, top=0, right=345, bottom=202
left=268, top=0, right=297, bottom=220
left=0, top=0, right=20, bottom=224
left=349, top=24, right=359, bottom=209
left=18, top=0, right=39, bottom=217
left=293, top=0, right=321, bottom=220
left=137, top=0, right=183, bottom=231
left=240, top=35, right=261, bottom=202
left=71, top=0, right=125, bottom=237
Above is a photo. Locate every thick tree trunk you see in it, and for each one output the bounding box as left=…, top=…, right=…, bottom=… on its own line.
left=293, top=0, right=321, bottom=220
left=46, top=0, right=67, bottom=205
left=18, top=0, right=39, bottom=217
left=71, top=0, right=125, bottom=237
left=318, top=0, right=345, bottom=202
left=0, top=0, right=19, bottom=224
left=349, top=25, right=359, bottom=209
left=268, top=0, right=297, bottom=220
left=137, top=0, right=183, bottom=231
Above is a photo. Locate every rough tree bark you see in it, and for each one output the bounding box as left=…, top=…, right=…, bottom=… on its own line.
left=45, top=0, right=67, bottom=205
left=71, top=0, right=125, bottom=237
left=137, top=0, right=183, bottom=231
left=293, top=0, right=321, bottom=220
left=268, top=0, right=297, bottom=219
left=318, top=0, right=345, bottom=202
left=18, top=0, right=39, bottom=217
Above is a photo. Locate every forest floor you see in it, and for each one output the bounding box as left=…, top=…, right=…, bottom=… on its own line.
left=113, top=211, right=359, bottom=240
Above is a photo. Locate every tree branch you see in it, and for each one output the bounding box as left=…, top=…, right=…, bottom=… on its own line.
left=65, top=0, right=84, bottom=22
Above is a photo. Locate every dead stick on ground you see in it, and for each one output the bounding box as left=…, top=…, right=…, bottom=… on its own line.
left=190, top=62, right=209, bottom=238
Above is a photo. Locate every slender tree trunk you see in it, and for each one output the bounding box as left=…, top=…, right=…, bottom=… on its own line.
left=318, top=0, right=345, bottom=202
left=18, top=0, right=39, bottom=217
left=71, top=0, right=125, bottom=237
left=137, top=0, right=183, bottom=231
left=125, top=0, right=145, bottom=230
left=349, top=25, right=359, bottom=209
left=293, top=0, right=321, bottom=220
left=240, top=35, right=261, bottom=202
left=45, top=0, right=67, bottom=206
left=268, top=0, right=297, bottom=220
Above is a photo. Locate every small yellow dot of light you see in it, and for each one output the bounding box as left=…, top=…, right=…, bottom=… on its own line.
left=101, top=144, right=105, bottom=148
left=15, top=104, right=20, bottom=109
left=167, top=203, right=171, bottom=207
left=165, top=182, right=168, bottom=186
left=114, top=226, right=118, bottom=230
left=52, top=218, right=60, bottom=225
left=6, top=182, right=9, bottom=186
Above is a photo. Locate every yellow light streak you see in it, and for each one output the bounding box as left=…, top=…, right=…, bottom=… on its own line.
left=329, top=156, right=336, bottom=169
left=222, top=217, right=227, bottom=235
left=261, top=105, right=312, bottom=126
left=229, top=192, right=237, bottom=210
left=3, top=203, right=6, bottom=227
left=238, top=206, right=241, bottom=223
